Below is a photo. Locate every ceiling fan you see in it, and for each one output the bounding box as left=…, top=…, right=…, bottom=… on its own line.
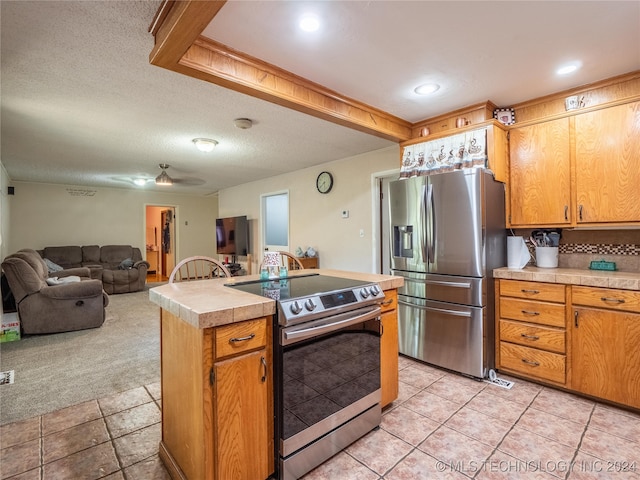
left=155, top=163, right=173, bottom=186
left=155, top=164, right=206, bottom=187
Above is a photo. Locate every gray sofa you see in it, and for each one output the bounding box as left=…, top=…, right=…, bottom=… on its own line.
left=38, top=245, right=149, bottom=294
left=2, top=249, right=109, bottom=334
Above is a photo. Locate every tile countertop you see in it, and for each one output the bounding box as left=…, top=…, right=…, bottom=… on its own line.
left=149, top=269, right=404, bottom=329
left=494, top=266, right=640, bottom=291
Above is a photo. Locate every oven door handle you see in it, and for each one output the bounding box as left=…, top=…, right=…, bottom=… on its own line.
left=282, top=306, right=381, bottom=345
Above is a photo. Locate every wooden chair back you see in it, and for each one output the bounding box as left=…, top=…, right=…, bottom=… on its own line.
left=169, top=256, right=231, bottom=283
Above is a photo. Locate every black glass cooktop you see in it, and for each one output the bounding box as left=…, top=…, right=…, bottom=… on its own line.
left=225, top=273, right=372, bottom=301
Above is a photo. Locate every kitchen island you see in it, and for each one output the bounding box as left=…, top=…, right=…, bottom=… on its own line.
left=149, top=269, right=403, bottom=480
left=494, top=266, right=640, bottom=411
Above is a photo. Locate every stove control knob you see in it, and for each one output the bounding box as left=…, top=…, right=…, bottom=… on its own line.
left=304, top=299, right=317, bottom=311
left=369, top=285, right=381, bottom=296
left=290, top=301, right=303, bottom=315
left=360, top=288, right=370, bottom=299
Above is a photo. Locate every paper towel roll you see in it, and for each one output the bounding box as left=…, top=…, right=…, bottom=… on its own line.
left=507, top=236, right=530, bottom=269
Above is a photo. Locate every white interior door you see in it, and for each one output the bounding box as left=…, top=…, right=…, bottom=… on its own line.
left=261, top=191, right=289, bottom=258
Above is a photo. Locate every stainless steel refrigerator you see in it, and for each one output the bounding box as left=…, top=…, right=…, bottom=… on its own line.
left=388, top=168, right=506, bottom=379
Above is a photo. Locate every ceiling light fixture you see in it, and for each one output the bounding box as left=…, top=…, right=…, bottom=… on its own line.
left=556, top=62, right=582, bottom=75
left=133, top=178, right=147, bottom=186
left=155, top=164, right=173, bottom=186
left=234, top=118, right=253, bottom=129
left=192, top=138, right=218, bottom=152
left=414, top=83, right=440, bottom=95
left=299, top=13, right=320, bottom=32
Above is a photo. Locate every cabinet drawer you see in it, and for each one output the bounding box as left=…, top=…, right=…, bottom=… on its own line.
left=499, top=319, right=565, bottom=354
left=500, top=280, right=565, bottom=303
left=572, top=286, right=640, bottom=313
left=500, top=342, right=565, bottom=384
left=380, top=289, right=397, bottom=313
left=499, top=298, right=566, bottom=328
left=215, top=318, right=267, bottom=359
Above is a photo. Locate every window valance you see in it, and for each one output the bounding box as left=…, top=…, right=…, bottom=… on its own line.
left=400, top=127, right=488, bottom=178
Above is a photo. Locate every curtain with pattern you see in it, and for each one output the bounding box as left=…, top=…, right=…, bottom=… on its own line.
left=400, top=127, right=488, bottom=178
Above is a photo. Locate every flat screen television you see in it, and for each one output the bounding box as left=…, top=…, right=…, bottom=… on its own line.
left=216, top=215, right=249, bottom=256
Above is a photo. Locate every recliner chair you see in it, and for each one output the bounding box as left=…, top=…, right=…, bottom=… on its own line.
left=1, top=249, right=109, bottom=335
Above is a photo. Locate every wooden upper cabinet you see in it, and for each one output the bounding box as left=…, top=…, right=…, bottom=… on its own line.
left=509, top=118, right=572, bottom=226
left=574, top=101, right=640, bottom=224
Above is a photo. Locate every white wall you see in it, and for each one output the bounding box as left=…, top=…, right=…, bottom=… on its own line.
left=0, top=161, right=11, bottom=260
left=6, top=182, right=218, bottom=262
left=218, top=145, right=400, bottom=273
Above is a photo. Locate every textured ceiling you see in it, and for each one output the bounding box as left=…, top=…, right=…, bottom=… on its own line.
left=1, top=1, right=639, bottom=196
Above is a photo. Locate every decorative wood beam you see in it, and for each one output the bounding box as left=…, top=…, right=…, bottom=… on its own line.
left=149, top=0, right=226, bottom=68
left=149, top=1, right=411, bottom=142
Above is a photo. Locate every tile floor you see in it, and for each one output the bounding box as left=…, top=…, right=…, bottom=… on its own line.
left=2, top=356, right=639, bottom=479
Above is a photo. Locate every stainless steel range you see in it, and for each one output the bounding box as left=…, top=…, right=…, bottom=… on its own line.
left=227, top=273, right=385, bottom=480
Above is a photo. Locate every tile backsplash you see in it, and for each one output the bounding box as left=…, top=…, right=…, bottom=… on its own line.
left=515, top=229, right=640, bottom=272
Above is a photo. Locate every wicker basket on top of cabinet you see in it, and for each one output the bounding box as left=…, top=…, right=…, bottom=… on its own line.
left=496, top=279, right=569, bottom=386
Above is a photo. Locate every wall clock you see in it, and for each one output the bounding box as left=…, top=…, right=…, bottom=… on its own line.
left=316, top=171, right=333, bottom=194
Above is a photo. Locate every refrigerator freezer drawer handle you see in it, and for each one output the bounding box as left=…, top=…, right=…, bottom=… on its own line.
left=403, top=278, right=471, bottom=289
left=398, top=300, right=472, bottom=318
left=424, top=279, right=472, bottom=288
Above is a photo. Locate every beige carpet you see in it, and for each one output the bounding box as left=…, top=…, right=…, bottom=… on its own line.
left=0, top=283, right=165, bottom=425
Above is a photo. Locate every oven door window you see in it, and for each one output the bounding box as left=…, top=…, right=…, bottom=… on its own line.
left=281, top=318, right=381, bottom=440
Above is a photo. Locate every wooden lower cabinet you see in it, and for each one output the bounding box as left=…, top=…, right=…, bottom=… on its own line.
left=159, top=310, right=273, bottom=480
left=571, top=286, right=640, bottom=409
left=497, top=280, right=640, bottom=410
left=380, top=289, right=399, bottom=408
left=496, top=280, right=569, bottom=386
left=297, top=256, right=318, bottom=269
left=215, top=351, right=270, bottom=480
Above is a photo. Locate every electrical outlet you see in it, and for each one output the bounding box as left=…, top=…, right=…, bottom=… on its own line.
left=341, top=210, right=349, bottom=218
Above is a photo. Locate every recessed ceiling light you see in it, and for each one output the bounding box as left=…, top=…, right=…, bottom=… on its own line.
left=556, top=62, right=582, bottom=75
left=299, top=14, right=320, bottom=32
left=192, top=138, right=218, bottom=153
left=133, top=178, right=147, bottom=186
left=414, top=83, right=440, bottom=95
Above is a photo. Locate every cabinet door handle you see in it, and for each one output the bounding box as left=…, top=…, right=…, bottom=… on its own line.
left=601, top=297, right=625, bottom=304
left=521, top=310, right=540, bottom=316
left=520, top=289, right=540, bottom=294
left=564, top=205, right=568, bottom=221
left=574, top=310, right=579, bottom=327
left=520, top=333, right=540, bottom=341
left=579, top=205, right=583, bottom=221
left=521, top=358, right=540, bottom=367
left=229, top=333, right=255, bottom=343
left=381, top=298, right=394, bottom=306
left=260, top=356, right=267, bottom=383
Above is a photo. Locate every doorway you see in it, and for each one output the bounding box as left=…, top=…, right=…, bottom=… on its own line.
left=145, top=205, right=176, bottom=281
left=373, top=170, right=399, bottom=275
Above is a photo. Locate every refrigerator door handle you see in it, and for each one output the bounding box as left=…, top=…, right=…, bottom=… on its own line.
left=420, top=183, right=429, bottom=261
left=426, top=182, right=435, bottom=262
left=397, top=300, right=472, bottom=318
